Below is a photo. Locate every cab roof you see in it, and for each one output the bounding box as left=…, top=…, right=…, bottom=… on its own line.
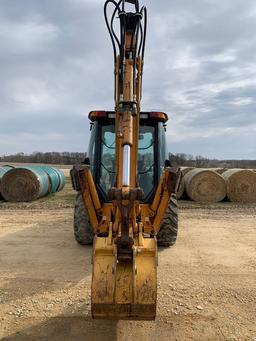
left=88, top=111, right=168, bottom=123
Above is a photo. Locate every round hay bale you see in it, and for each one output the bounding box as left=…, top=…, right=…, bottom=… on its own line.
left=0, top=164, right=15, bottom=169
left=0, top=166, right=14, bottom=199
left=40, top=166, right=61, bottom=193
left=180, top=167, right=195, bottom=175
left=1, top=167, right=50, bottom=202
left=184, top=169, right=226, bottom=203
left=222, top=169, right=256, bottom=203
left=208, top=168, right=227, bottom=174
left=177, top=167, right=195, bottom=199
left=55, top=168, right=66, bottom=191
left=176, top=179, right=185, bottom=199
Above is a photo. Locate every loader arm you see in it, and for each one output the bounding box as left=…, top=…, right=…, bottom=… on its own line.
left=71, top=0, right=180, bottom=320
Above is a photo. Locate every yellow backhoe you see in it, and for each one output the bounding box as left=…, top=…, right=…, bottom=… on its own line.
left=71, top=0, right=180, bottom=320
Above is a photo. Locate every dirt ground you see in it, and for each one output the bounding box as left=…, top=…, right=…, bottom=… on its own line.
left=0, top=178, right=255, bottom=341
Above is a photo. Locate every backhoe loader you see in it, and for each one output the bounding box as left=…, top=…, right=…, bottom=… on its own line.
left=71, top=0, right=180, bottom=320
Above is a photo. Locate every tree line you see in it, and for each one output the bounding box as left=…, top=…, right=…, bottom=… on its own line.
left=0, top=151, right=255, bottom=168
left=169, top=153, right=256, bottom=169
left=0, top=152, right=86, bottom=165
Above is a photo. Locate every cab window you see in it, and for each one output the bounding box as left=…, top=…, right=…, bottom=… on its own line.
left=137, top=125, right=154, bottom=198
left=97, top=123, right=155, bottom=199
left=158, top=122, right=167, bottom=174
left=99, top=124, right=116, bottom=193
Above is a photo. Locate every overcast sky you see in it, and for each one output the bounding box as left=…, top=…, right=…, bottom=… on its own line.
left=0, top=0, right=256, bottom=159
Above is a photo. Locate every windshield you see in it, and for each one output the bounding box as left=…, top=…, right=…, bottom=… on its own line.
left=99, top=125, right=116, bottom=193
left=137, top=125, right=154, bottom=198
left=98, top=123, right=155, bottom=199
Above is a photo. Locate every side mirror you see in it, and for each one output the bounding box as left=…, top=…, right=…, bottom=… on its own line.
left=164, top=159, right=172, bottom=168
left=83, top=157, right=90, bottom=165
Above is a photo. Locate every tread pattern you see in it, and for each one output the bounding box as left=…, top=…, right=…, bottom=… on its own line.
left=157, top=194, right=179, bottom=247
left=73, top=192, right=94, bottom=245
left=73, top=193, right=178, bottom=247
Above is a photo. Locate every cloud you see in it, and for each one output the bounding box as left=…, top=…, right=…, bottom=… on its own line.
left=0, top=0, right=256, bottom=159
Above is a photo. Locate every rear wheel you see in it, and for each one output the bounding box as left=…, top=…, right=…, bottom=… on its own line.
left=157, top=194, right=178, bottom=247
left=74, top=192, right=94, bottom=245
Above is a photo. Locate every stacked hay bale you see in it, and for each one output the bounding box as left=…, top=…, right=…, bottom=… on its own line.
left=40, top=166, right=65, bottom=193
left=222, top=169, right=256, bottom=203
left=0, top=166, right=14, bottom=199
left=1, top=166, right=65, bottom=202
left=208, top=168, right=227, bottom=174
left=184, top=168, right=226, bottom=203
left=176, top=167, right=195, bottom=199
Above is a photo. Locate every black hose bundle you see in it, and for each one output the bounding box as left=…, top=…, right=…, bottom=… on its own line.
left=104, top=0, right=147, bottom=100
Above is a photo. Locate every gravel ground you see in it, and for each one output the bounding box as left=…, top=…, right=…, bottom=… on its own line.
left=0, top=188, right=255, bottom=340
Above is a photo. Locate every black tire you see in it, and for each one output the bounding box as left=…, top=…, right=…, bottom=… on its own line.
left=157, top=194, right=178, bottom=247
left=74, top=192, right=94, bottom=245
left=73, top=193, right=178, bottom=247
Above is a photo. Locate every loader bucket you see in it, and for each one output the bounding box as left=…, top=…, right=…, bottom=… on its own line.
left=91, top=236, right=157, bottom=320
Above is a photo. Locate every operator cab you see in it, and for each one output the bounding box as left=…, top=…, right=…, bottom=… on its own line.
left=87, top=111, right=168, bottom=202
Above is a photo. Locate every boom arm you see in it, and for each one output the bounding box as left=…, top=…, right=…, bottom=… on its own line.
left=104, top=0, right=147, bottom=260
left=71, top=0, right=180, bottom=320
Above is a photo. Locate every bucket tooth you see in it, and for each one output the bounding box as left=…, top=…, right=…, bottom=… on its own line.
left=91, top=236, right=157, bottom=320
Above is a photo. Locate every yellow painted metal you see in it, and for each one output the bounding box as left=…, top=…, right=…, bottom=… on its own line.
left=80, top=165, right=174, bottom=320
left=87, top=168, right=101, bottom=212
left=124, top=59, right=134, bottom=102
left=91, top=235, right=157, bottom=320
left=81, top=169, right=99, bottom=232
left=80, top=165, right=174, bottom=319
left=150, top=168, right=176, bottom=233
left=150, top=173, right=164, bottom=213
left=80, top=4, right=178, bottom=320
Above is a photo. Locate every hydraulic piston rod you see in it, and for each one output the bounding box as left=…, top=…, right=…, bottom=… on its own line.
left=123, top=144, right=131, bottom=186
